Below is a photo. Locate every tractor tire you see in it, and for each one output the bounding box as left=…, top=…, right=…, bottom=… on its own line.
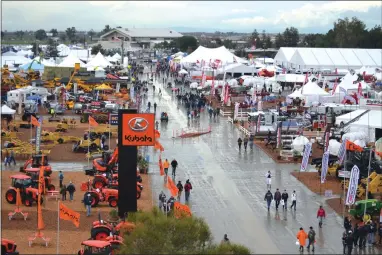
left=93, top=177, right=106, bottom=189
left=108, top=198, right=118, bottom=207
left=47, top=184, right=55, bottom=191
left=137, top=191, right=141, bottom=199
left=84, top=192, right=99, bottom=207
left=91, top=226, right=111, bottom=240
left=5, top=189, right=17, bottom=204
left=24, top=197, right=33, bottom=207
left=57, top=138, right=64, bottom=144
left=103, top=145, right=109, bottom=151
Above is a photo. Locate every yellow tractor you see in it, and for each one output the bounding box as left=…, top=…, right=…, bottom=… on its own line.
left=87, top=125, right=118, bottom=139
left=55, top=122, right=69, bottom=132
left=72, top=138, right=103, bottom=153
left=41, top=131, right=80, bottom=144
left=342, top=172, right=382, bottom=199
left=1, top=130, right=18, bottom=140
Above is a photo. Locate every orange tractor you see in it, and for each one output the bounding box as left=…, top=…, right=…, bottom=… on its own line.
left=20, top=154, right=52, bottom=177
left=84, top=189, right=119, bottom=208
left=91, top=219, right=132, bottom=241
left=24, top=168, right=55, bottom=191
left=88, top=148, right=119, bottom=176
left=92, top=172, right=143, bottom=190
left=1, top=238, right=19, bottom=255
left=77, top=240, right=120, bottom=255
left=5, top=175, right=42, bottom=206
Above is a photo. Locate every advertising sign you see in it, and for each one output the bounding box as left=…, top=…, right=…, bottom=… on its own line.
left=110, top=114, right=118, bottom=126
left=321, top=150, right=330, bottom=184
left=338, top=138, right=348, bottom=164
left=345, top=165, right=360, bottom=205
left=300, top=142, right=312, bottom=172
left=122, top=113, right=155, bottom=146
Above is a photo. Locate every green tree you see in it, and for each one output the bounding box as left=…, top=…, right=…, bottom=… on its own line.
left=91, top=44, right=105, bottom=55
left=118, top=208, right=251, bottom=254
left=264, top=36, right=273, bottom=48
left=302, top=33, right=319, bottom=47
left=365, top=25, right=382, bottom=49
left=59, top=34, right=66, bottom=42
left=50, top=28, right=58, bottom=37
left=222, top=39, right=236, bottom=49
left=65, top=27, right=77, bottom=43
left=102, top=25, right=112, bottom=34
left=274, top=33, right=284, bottom=48
left=176, top=36, right=198, bottom=52
left=88, top=29, right=96, bottom=41
left=15, top=30, right=25, bottom=39
left=35, top=29, right=47, bottom=40
left=215, top=38, right=222, bottom=46
left=282, top=27, right=299, bottom=47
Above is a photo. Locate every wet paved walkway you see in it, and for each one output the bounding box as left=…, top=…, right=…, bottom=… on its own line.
left=143, top=77, right=371, bottom=254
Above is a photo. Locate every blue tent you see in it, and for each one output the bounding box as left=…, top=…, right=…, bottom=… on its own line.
left=19, top=62, right=44, bottom=71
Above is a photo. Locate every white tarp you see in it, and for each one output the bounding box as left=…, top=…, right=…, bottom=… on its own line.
left=1, top=105, right=16, bottom=114
left=292, top=136, right=310, bottom=153
left=217, top=63, right=256, bottom=75
left=275, top=74, right=305, bottom=83
left=328, top=139, right=341, bottom=156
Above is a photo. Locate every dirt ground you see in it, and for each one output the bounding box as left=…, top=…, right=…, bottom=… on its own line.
left=291, top=171, right=344, bottom=195
left=1, top=170, right=153, bottom=254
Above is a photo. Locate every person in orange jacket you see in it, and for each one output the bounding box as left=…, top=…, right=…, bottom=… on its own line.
left=297, top=227, right=308, bottom=252
left=163, top=159, right=170, bottom=176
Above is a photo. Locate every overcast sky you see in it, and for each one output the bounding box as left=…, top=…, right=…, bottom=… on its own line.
left=2, top=1, right=381, bottom=33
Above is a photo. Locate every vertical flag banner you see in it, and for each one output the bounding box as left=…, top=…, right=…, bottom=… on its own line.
left=256, top=114, right=261, bottom=133
left=276, top=124, right=282, bottom=149
left=338, top=138, right=348, bottom=164
left=130, top=86, right=135, bottom=101
left=345, top=165, right=360, bottom=205
left=324, top=131, right=330, bottom=152
left=321, top=150, right=330, bottom=183
left=35, top=117, right=43, bottom=153
left=300, top=142, right=312, bottom=172
left=332, top=78, right=338, bottom=95
left=234, top=103, right=239, bottom=120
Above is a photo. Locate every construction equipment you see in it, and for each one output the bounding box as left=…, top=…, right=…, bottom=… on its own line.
left=91, top=148, right=118, bottom=175
left=5, top=175, right=42, bottom=206
left=88, top=125, right=118, bottom=139
left=342, top=172, right=382, bottom=198
left=311, top=155, right=340, bottom=177
left=55, top=122, right=69, bottom=132
left=77, top=240, right=113, bottom=255
left=1, top=130, right=18, bottom=140
left=349, top=199, right=382, bottom=220
left=1, top=238, right=19, bottom=255
left=20, top=155, right=52, bottom=177
left=41, top=131, right=80, bottom=144
left=73, top=139, right=102, bottom=153
left=80, top=112, right=109, bottom=124
left=90, top=216, right=133, bottom=241
left=24, top=168, right=55, bottom=191
left=83, top=189, right=119, bottom=208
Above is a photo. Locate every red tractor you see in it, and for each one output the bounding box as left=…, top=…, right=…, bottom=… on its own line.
left=1, top=238, right=19, bottom=255
left=84, top=189, right=119, bottom=208
left=77, top=240, right=114, bottom=255
left=20, top=154, right=52, bottom=176
left=5, top=175, right=42, bottom=206
left=24, top=168, right=55, bottom=191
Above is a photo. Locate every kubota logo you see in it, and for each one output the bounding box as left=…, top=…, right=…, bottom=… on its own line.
left=125, top=135, right=153, bottom=142
left=128, top=117, right=149, bottom=132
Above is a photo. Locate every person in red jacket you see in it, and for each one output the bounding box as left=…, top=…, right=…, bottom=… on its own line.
left=317, top=205, right=326, bottom=228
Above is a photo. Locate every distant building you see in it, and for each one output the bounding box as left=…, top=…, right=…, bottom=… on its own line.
left=98, top=28, right=183, bottom=50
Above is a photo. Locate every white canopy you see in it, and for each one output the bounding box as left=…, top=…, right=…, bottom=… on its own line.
left=217, top=63, right=256, bottom=75
left=301, top=81, right=329, bottom=96
left=178, top=69, right=188, bottom=74
left=288, top=89, right=304, bottom=99
left=2, top=56, right=31, bottom=66
left=333, top=74, right=370, bottom=93
left=172, top=51, right=184, bottom=57
left=1, top=105, right=16, bottom=115
left=276, top=74, right=305, bottom=83
left=2, top=51, right=18, bottom=56
left=112, top=53, right=121, bottom=60
left=86, top=52, right=112, bottom=68
left=87, top=66, right=105, bottom=71
left=181, top=46, right=247, bottom=64
left=58, top=53, right=86, bottom=68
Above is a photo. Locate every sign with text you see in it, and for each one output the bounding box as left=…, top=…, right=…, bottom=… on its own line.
left=110, top=114, right=118, bottom=126
left=122, top=113, right=155, bottom=146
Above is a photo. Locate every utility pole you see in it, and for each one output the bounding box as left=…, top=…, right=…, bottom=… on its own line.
left=121, top=38, right=124, bottom=65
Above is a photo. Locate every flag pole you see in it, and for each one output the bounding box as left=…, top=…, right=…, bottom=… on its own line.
left=88, top=119, right=90, bottom=166
left=342, top=150, right=346, bottom=218
left=57, top=200, right=60, bottom=255
left=108, top=114, right=111, bottom=149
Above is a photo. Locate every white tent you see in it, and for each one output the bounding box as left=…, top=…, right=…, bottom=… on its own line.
left=301, top=81, right=329, bottom=96
left=2, top=51, right=18, bottom=56
left=16, top=50, right=33, bottom=57
left=288, top=89, right=304, bottom=98
left=274, top=47, right=296, bottom=67
left=181, top=46, right=247, bottom=65
left=1, top=105, right=16, bottom=115
left=333, top=76, right=370, bottom=94
left=275, top=74, right=305, bottom=83
left=217, top=63, right=256, bottom=75
left=86, top=52, right=112, bottom=68
left=58, top=53, right=86, bottom=68
left=112, top=53, right=121, bottom=60
left=178, top=69, right=188, bottom=74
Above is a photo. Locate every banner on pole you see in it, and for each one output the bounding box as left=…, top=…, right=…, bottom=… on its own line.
left=234, top=102, right=239, bottom=120
left=338, top=138, right=348, bottom=164
left=300, top=142, right=312, bottom=172
left=321, top=150, right=330, bottom=183
left=345, top=165, right=360, bottom=205
left=324, top=131, right=330, bottom=152
left=59, top=202, right=80, bottom=227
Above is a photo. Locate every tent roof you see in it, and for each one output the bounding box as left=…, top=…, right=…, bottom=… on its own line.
left=217, top=63, right=256, bottom=74
left=301, top=81, right=329, bottom=96
left=19, top=61, right=44, bottom=71
left=288, top=89, right=304, bottom=98
left=334, top=75, right=370, bottom=93
left=288, top=48, right=381, bottom=69
left=2, top=51, right=18, bottom=56
left=112, top=53, right=121, bottom=59
left=58, top=53, right=86, bottom=68
left=274, top=47, right=296, bottom=64
left=275, top=74, right=305, bottom=83
left=1, top=105, right=16, bottom=114
left=351, top=110, right=382, bottom=129
left=86, top=52, right=112, bottom=68
left=180, top=46, right=247, bottom=64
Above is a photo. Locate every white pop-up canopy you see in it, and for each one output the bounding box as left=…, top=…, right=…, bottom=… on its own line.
left=288, top=89, right=304, bottom=98
left=1, top=105, right=16, bottom=115
left=275, top=74, right=306, bottom=83
left=58, top=53, right=86, bottom=68
left=86, top=52, right=112, bottom=68
left=112, top=53, right=121, bottom=60
left=301, top=81, right=329, bottom=96
left=181, top=46, right=247, bottom=64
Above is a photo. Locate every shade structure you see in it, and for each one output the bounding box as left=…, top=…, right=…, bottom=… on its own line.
left=180, top=45, right=247, bottom=64
left=288, top=89, right=304, bottom=99
left=112, top=53, right=121, bottom=60
left=178, top=69, right=188, bottom=74
left=95, top=84, right=113, bottom=90
left=87, top=52, right=112, bottom=68
left=58, top=53, right=86, bottom=68
left=301, top=81, right=329, bottom=96
left=19, top=61, right=44, bottom=71
left=1, top=105, right=16, bottom=114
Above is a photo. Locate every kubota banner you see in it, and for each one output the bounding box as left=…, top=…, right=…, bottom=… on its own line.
left=174, top=201, right=192, bottom=219
left=346, top=140, right=364, bottom=152
left=59, top=202, right=80, bottom=227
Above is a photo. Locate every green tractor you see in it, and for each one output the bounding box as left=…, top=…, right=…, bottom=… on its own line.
left=349, top=199, right=382, bottom=221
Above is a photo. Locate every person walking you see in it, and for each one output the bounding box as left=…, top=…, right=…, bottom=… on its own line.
left=59, top=171, right=64, bottom=188
left=148, top=101, right=151, bottom=111
left=265, top=171, right=272, bottom=190
left=101, top=134, right=106, bottom=149
left=307, top=226, right=316, bottom=252
left=163, top=159, right=170, bottom=177
left=274, top=188, right=281, bottom=210
left=4, top=149, right=10, bottom=166
left=158, top=191, right=166, bottom=211
left=154, top=102, right=157, bottom=112
left=249, top=134, right=254, bottom=150
left=184, top=179, right=192, bottom=202
left=237, top=138, right=242, bottom=151
left=176, top=181, right=183, bottom=200
left=358, top=222, right=367, bottom=248
left=243, top=136, right=249, bottom=151
left=9, top=150, right=16, bottom=165
left=296, top=227, right=308, bottom=253
left=221, top=234, right=230, bottom=244
left=378, top=222, right=382, bottom=245
left=353, top=223, right=359, bottom=247
left=264, top=190, right=273, bottom=211
left=281, top=190, right=289, bottom=210
left=66, top=181, right=76, bottom=201
left=84, top=193, right=92, bottom=217
left=344, top=217, right=352, bottom=231
left=290, top=190, right=297, bottom=211
left=316, top=205, right=326, bottom=228
left=171, top=159, right=178, bottom=177
left=60, top=184, right=67, bottom=201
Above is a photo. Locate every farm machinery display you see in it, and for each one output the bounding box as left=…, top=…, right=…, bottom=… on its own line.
left=20, top=154, right=52, bottom=177
left=5, top=175, right=42, bottom=206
